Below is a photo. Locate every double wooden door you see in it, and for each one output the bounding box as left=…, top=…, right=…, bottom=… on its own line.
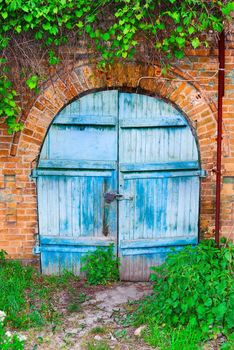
left=35, top=91, right=202, bottom=280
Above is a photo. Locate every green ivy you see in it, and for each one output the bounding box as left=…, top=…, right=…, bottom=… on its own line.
left=134, top=240, right=234, bottom=338
left=0, top=0, right=234, bottom=132
left=0, top=59, right=22, bottom=133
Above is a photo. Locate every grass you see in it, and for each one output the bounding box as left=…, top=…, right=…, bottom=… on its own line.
left=143, top=324, right=203, bottom=350
left=0, top=250, right=79, bottom=329
left=67, top=291, right=87, bottom=313
left=85, top=341, right=111, bottom=350
left=90, top=326, right=107, bottom=335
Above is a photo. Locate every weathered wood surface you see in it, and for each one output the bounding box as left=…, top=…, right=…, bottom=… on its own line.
left=37, top=90, right=201, bottom=280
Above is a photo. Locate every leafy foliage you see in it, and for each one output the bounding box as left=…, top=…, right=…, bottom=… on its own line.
left=0, top=251, right=77, bottom=329
left=0, top=324, right=26, bottom=350
left=0, top=60, right=23, bottom=133
left=81, top=244, right=119, bottom=285
left=0, top=0, right=233, bottom=131
left=134, top=240, right=234, bottom=338
left=0, top=254, right=34, bottom=328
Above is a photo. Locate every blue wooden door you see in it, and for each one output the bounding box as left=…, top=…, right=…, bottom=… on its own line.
left=34, top=91, right=202, bottom=280
left=35, top=91, right=118, bottom=274
left=118, top=93, right=201, bottom=280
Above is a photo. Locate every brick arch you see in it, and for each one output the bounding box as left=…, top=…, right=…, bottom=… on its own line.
left=2, top=61, right=221, bottom=260
left=13, top=62, right=217, bottom=173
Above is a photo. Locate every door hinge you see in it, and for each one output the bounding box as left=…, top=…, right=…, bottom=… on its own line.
left=199, top=170, right=207, bottom=178
left=33, top=245, right=41, bottom=255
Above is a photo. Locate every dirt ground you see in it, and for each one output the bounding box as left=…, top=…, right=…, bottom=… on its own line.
left=22, top=281, right=227, bottom=350
left=24, top=282, right=154, bottom=350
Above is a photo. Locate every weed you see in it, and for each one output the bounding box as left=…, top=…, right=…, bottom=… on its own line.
left=77, top=292, right=87, bottom=303
left=144, top=324, right=203, bottom=350
left=221, top=332, right=234, bottom=349
left=113, top=311, right=134, bottom=327
left=0, top=257, right=34, bottom=328
left=114, top=329, right=128, bottom=339
left=0, top=255, right=78, bottom=329
left=67, top=303, right=82, bottom=313
left=86, top=341, right=111, bottom=350
left=133, top=240, right=234, bottom=348
left=67, top=292, right=87, bottom=313
left=39, top=270, right=79, bottom=290
left=0, top=249, right=7, bottom=261
left=135, top=240, right=234, bottom=336
left=90, top=326, right=107, bottom=335
left=81, top=244, right=119, bottom=285
left=0, top=311, right=26, bottom=349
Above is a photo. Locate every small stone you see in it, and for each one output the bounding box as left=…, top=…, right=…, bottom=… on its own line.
left=109, top=333, right=117, bottom=341
left=134, top=325, right=146, bottom=337
left=94, top=335, right=102, bottom=341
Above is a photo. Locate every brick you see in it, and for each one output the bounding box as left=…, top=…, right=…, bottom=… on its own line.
left=1, top=49, right=234, bottom=261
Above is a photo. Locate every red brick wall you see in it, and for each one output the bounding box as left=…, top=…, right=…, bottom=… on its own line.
left=0, top=43, right=234, bottom=260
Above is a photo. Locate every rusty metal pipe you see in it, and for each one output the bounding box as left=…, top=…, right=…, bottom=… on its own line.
left=215, top=30, right=225, bottom=245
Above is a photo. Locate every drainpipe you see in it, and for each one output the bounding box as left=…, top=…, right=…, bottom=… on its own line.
left=215, top=30, right=225, bottom=246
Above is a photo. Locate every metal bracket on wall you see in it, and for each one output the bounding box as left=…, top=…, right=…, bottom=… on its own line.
left=33, top=245, right=41, bottom=255
left=199, top=170, right=207, bottom=178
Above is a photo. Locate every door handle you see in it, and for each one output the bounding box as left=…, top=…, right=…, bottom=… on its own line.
left=104, top=192, right=133, bottom=203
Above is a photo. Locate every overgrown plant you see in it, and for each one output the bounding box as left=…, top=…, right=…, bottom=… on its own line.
left=0, top=0, right=233, bottom=132
left=0, top=251, right=77, bottom=329
left=0, top=311, right=26, bottom=350
left=81, top=244, right=119, bottom=285
left=0, top=254, right=34, bottom=328
left=134, top=240, right=234, bottom=343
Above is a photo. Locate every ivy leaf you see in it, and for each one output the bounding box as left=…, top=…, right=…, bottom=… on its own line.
left=222, top=2, right=234, bottom=16
left=174, top=50, right=184, bottom=59
left=102, top=33, right=110, bottom=41
left=2, top=12, right=8, bottom=19
left=176, top=37, right=185, bottom=47
left=50, top=25, right=59, bottom=35
left=85, top=24, right=92, bottom=33
left=176, top=26, right=183, bottom=33
left=42, top=22, right=52, bottom=31
left=26, top=75, right=39, bottom=90
left=35, top=31, right=43, bottom=40
left=191, top=37, right=200, bottom=48
left=188, top=26, right=195, bottom=35
left=75, top=10, right=83, bottom=18
left=15, top=25, right=22, bottom=33
left=24, top=14, right=32, bottom=22
left=76, top=21, right=83, bottom=28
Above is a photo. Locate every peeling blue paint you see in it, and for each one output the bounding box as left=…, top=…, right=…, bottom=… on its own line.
left=36, top=91, right=201, bottom=280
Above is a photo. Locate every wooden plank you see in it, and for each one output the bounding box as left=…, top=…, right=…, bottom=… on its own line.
left=46, top=176, right=59, bottom=235
left=123, top=170, right=203, bottom=180
left=121, top=246, right=194, bottom=256
left=40, top=236, right=116, bottom=246
left=37, top=160, right=117, bottom=170
left=37, top=176, right=48, bottom=237
left=120, top=161, right=199, bottom=172
left=34, top=170, right=113, bottom=177
left=54, top=115, right=116, bottom=125
left=120, top=237, right=198, bottom=249
left=58, top=177, right=72, bottom=236
left=120, top=117, right=187, bottom=128
left=47, top=125, right=117, bottom=161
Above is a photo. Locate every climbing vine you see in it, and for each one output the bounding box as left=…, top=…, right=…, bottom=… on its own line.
left=0, top=0, right=233, bottom=133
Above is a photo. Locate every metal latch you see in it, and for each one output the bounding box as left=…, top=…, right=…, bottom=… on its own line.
left=104, top=192, right=133, bottom=203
